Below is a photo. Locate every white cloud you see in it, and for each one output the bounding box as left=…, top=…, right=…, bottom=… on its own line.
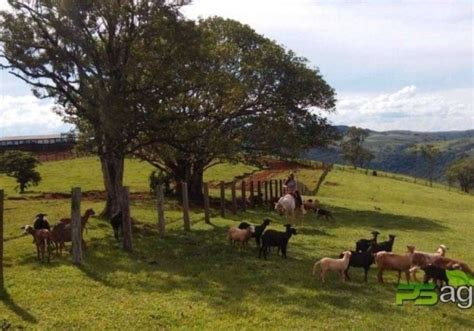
left=0, top=95, right=72, bottom=136
left=330, top=86, right=474, bottom=131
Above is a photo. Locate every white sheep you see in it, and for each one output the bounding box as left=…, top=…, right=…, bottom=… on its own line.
left=312, top=251, right=352, bottom=283
left=227, top=226, right=254, bottom=248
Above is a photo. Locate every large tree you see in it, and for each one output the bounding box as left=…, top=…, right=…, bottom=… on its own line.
left=340, top=127, right=374, bottom=169
left=0, top=0, right=196, bottom=216
left=136, top=18, right=337, bottom=200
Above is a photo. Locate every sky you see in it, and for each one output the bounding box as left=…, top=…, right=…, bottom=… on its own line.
left=0, top=0, right=473, bottom=137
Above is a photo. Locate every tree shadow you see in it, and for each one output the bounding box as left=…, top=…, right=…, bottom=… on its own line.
left=0, top=289, right=38, bottom=324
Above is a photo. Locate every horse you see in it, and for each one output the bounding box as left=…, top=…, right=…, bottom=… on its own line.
left=274, top=193, right=306, bottom=224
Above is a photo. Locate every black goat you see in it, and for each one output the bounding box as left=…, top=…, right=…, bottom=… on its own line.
left=316, top=208, right=333, bottom=220
left=355, top=230, right=380, bottom=252
left=259, top=224, right=297, bottom=259
left=368, top=234, right=396, bottom=253
left=340, top=250, right=374, bottom=282
left=422, top=265, right=449, bottom=287
left=110, top=211, right=122, bottom=241
left=33, top=213, right=50, bottom=231
left=239, top=219, right=272, bottom=247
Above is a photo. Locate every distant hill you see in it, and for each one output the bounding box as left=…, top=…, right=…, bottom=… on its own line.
left=306, top=127, right=474, bottom=181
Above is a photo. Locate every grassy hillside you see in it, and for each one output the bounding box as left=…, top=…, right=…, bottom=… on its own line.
left=1, top=159, right=473, bottom=329
left=0, top=157, right=257, bottom=197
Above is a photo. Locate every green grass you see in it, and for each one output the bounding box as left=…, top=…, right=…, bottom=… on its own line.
left=0, top=157, right=257, bottom=197
left=1, top=160, right=473, bottom=329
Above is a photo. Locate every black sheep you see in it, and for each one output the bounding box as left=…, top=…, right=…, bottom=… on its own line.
left=259, top=224, right=297, bottom=259
left=110, top=211, right=122, bottom=241
left=238, top=219, right=271, bottom=247
left=422, top=265, right=449, bottom=287
left=368, top=234, right=396, bottom=253
left=33, top=213, right=50, bottom=231
left=355, top=230, right=380, bottom=252
left=340, top=250, right=374, bottom=282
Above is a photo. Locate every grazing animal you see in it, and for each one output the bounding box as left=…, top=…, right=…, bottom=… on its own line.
left=406, top=245, right=449, bottom=281
left=33, top=213, right=50, bottom=230
left=431, top=256, right=474, bottom=276
left=341, top=250, right=375, bottom=282
left=240, top=219, right=272, bottom=247
left=303, top=199, right=320, bottom=212
left=259, top=224, right=297, bottom=259
left=22, top=225, right=53, bottom=262
left=274, top=194, right=296, bottom=218
left=110, top=211, right=123, bottom=241
left=227, top=227, right=253, bottom=248
left=313, top=251, right=352, bottom=283
left=355, top=230, right=380, bottom=252
left=368, top=234, right=396, bottom=253
left=375, top=249, right=413, bottom=284
left=51, top=208, right=95, bottom=255
left=315, top=208, right=333, bottom=220
left=413, top=265, right=449, bottom=288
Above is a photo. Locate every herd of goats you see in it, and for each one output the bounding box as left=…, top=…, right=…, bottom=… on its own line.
left=21, top=202, right=473, bottom=287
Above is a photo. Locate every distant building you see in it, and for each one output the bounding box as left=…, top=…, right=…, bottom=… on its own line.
left=0, top=133, right=76, bottom=161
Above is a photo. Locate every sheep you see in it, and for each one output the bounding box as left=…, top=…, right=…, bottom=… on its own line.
left=259, top=224, right=297, bottom=259
left=431, top=256, right=474, bottom=276
left=355, top=230, right=380, bottom=252
left=313, top=251, right=352, bottom=283
left=51, top=208, right=95, bottom=255
left=413, top=265, right=449, bottom=288
left=303, top=199, right=320, bottom=212
left=340, top=250, right=374, bottom=282
left=22, top=225, right=53, bottom=263
left=315, top=208, right=333, bottom=220
left=374, top=248, right=413, bottom=284
left=368, top=234, right=396, bottom=253
left=239, top=219, right=272, bottom=247
left=227, top=227, right=253, bottom=248
left=33, top=213, right=50, bottom=231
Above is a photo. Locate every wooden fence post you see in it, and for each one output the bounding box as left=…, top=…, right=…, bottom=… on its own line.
left=231, top=181, right=237, bottom=214
left=257, top=181, right=262, bottom=206
left=279, top=179, right=283, bottom=196
left=0, top=189, right=3, bottom=290
left=182, top=182, right=191, bottom=231
left=121, top=187, right=133, bottom=251
left=203, top=183, right=211, bottom=224
left=241, top=181, right=246, bottom=211
left=156, top=185, right=165, bottom=237
left=264, top=181, right=268, bottom=204
left=269, top=179, right=273, bottom=201
left=249, top=181, right=254, bottom=208
left=71, top=187, right=82, bottom=265
left=220, top=181, right=226, bottom=217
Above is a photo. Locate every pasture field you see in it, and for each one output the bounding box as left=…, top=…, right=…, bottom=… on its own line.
left=0, top=158, right=473, bottom=329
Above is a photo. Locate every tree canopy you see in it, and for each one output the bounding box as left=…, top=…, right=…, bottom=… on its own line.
left=340, top=127, right=373, bottom=169
left=136, top=17, right=337, bottom=199
left=446, top=158, right=474, bottom=193
left=0, top=151, right=41, bottom=193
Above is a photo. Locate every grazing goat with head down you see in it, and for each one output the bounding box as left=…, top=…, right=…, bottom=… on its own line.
left=51, top=208, right=95, bottom=255
left=355, top=230, right=380, bottom=252
left=259, top=224, right=297, bottom=259
left=22, top=225, right=53, bottom=263
left=313, top=251, right=352, bottom=283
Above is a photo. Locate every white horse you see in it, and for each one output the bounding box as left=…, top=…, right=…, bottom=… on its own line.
left=275, top=194, right=306, bottom=223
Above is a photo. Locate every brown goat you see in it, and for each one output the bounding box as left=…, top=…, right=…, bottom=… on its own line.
left=432, top=256, right=474, bottom=276
left=375, top=247, right=413, bottom=284
left=51, top=208, right=95, bottom=256
left=22, top=225, right=53, bottom=263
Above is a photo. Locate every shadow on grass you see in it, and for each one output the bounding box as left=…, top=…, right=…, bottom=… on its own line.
left=0, top=289, right=38, bottom=324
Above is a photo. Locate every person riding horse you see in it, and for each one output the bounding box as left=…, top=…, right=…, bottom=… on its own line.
left=284, top=173, right=302, bottom=208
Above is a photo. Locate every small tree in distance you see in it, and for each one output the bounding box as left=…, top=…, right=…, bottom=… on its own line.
left=0, top=151, right=41, bottom=193
left=446, top=158, right=474, bottom=193
left=341, top=127, right=374, bottom=169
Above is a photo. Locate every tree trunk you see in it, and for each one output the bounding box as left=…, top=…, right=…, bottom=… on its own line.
left=188, top=164, right=204, bottom=202
left=100, top=153, right=125, bottom=218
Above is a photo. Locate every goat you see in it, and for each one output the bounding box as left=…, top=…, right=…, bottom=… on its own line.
left=110, top=211, right=122, bottom=241
left=227, top=227, right=253, bottom=248
left=51, top=208, right=95, bottom=255
left=238, top=219, right=271, bottom=247
left=259, top=224, right=297, bottom=259
left=411, top=265, right=449, bottom=288
left=33, top=213, right=50, bottom=231
left=313, top=251, right=352, bottom=283
left=315, top=208, right=333, bottom=220
left=368, top=234, right=396, bottom=253
left=340, top=250, right=374, bottom=282
left=355, top=230, right=380, bottom=252
left=431, top=256, right=474, bottom=276
left=375, top=248, right=413, bottom=284
left=22, top=225, right=53, bottom=263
